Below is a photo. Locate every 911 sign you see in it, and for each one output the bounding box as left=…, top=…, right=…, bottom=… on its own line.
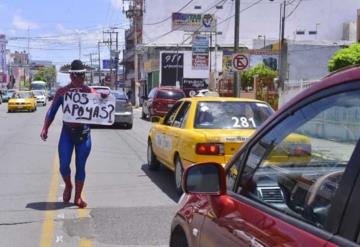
left=232, top=54, right=249, bottom=71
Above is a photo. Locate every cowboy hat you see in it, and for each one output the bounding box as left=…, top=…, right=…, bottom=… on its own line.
left=60, top=59, right=94, bottom=73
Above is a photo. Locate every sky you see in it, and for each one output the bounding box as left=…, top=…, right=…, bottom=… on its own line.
left=0, top=0, right=129, bottom=84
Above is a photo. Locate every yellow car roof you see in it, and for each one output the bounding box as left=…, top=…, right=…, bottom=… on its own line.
left=181, top=96, right=268, bottom=104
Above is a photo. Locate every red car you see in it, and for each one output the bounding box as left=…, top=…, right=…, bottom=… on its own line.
left=170, top=65, right=360, bottom=247
left=142, top=87, right=185, bottom=119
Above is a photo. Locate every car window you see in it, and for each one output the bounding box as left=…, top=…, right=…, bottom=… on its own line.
left=194, top=101, right=273, bottom=129
left=156, top=90, right=185, bottom=100
left=172, top=102, right=191, bottom=128
left=163, top=101, right=183, bottom=126
left=235, top=90, right=360, bottom=230
left=148, top=88, right=156, bottom=98
left=16, top=92, right=33, bottom=99
left=111, top=91, right=127, bottom=101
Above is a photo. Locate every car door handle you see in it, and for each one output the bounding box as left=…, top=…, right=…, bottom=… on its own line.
left=233, top=230, right=265, bottom=247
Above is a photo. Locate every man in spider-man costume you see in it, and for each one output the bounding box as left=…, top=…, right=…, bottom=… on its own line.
left=40, top=60, right=93, bottom=208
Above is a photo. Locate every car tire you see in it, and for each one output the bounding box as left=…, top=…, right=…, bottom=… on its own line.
left=147, top=141, right=160, bottom=171
left=175, top=155, right=184, bottom=194
left=170, top=227, right=188, bottom=247
left=126, top=123, right=133, bottom=129
left=141, top=109, right=146, bottom=119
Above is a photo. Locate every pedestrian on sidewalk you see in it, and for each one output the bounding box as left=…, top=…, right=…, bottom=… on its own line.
left=40, top=59, right=93, bottom=208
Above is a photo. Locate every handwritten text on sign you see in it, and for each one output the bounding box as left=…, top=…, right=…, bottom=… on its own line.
left=63, top=92, right=116, bottom=125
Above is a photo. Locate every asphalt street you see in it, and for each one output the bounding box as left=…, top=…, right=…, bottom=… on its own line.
left=0, top=102, right=180, bottom=247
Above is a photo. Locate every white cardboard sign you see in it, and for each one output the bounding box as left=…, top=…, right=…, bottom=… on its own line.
left=63, top=91, right=116, bottom=125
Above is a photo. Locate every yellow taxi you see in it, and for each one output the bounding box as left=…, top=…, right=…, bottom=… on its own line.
left=8, top=91, right=37, bottom=112
left=147, top=97, right=274, bottom=193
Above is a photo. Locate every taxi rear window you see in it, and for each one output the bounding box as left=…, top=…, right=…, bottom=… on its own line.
left=157, top=90, right=185, bottom=100
left=194, top=101, right=273, bottom=129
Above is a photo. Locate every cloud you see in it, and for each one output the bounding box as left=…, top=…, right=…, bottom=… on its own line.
left=12, top=15, right=39, bottom=30
left=110, top=0, right=123, bottom=10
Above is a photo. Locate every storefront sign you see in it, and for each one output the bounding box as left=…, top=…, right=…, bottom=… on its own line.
left=172, top=13, right=215, bottom=32
left=182, top=78, right=208, bottom=97
left=192, top=35, right=209, bottom=70
left=160, top=52, right=183, bottom=86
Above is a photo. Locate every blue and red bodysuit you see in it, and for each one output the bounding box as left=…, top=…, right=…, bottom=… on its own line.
left=44, top=83, right=93, bottom=182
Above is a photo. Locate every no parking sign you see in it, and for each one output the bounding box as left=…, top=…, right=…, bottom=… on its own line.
left=232, top=54, right=249, bottom=71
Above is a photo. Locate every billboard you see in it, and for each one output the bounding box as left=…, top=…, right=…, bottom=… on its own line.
left=102, top=59, right=116, bottom=69
left=172, top=13, right=216, bottom=32
left=160, top=52, right=183, bottom=86
left=192, top=35, right=209, bottom=70
left=182, top=78, right=208, bottom=97
left=250, top=54, right=278, bottom=70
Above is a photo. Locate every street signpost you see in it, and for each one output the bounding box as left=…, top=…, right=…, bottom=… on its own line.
left=232, top=54, right=249, bottom=71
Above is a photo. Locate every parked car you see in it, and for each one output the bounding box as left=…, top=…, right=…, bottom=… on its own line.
left=147, top=97, right=274, bottom=193
left=8, top=91, right=37, bottom=112
left=89, top=85, right=111, bottom=94
left=47, top=88, right=57, bottom=101
left=32, top=90, right=47, bottom=106
left=2, top=89, right=17, bottom=102
left=142, top=87, right=186, bottom=119
left=111, top=90, right=133, bottom=129
left=170, top=66, right=360, bottom=247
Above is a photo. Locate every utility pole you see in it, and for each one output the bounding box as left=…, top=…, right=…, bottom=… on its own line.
left=279, top=1, right=286, bottom=90
left=103, top=31, right=113, bottom=87
left=98, top=41, right=102, bottom=85
left=125, top=0, right=143, bottom=107
left=134, top=16, right=139, bottom=106
left=104, top=29, right=119, bottom=89
left=78, top=36, right=82, bottom=59
left=233, top=0, right=241, bottom=97
left=85, top=53, right=97, bottom=84
left=115, top=30, right=119, bottom=89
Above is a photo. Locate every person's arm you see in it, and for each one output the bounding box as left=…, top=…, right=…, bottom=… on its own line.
left=40, top=88, right=63, bottom=141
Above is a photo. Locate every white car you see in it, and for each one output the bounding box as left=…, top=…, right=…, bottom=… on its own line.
left=32, top=90, right=47, bottom=106
left=195, top=89, right=219, bottom=97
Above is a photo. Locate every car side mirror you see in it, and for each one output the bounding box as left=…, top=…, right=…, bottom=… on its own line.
left=183, top=163, right=227, bottom=195
left=150, top=116, right=163, bottom=123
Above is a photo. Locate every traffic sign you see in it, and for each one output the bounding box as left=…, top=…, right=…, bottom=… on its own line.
left=232, top=54, right=249, bottom=71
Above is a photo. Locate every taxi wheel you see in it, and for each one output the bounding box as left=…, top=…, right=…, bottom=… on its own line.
left=175, top=156, right=184, bottom=194
left=147, top=141, right=160, bottom=171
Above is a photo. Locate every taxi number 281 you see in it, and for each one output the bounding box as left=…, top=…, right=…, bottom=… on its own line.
left=232, top=117, right=256, bottom=128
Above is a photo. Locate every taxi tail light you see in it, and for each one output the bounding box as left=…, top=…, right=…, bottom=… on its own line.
left=196, top=143, right=224, bottom=155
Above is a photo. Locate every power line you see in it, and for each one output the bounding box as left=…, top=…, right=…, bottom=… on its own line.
left=217, top=0, right=264, bottom=27
left=286, top=0, right=302, bottom=18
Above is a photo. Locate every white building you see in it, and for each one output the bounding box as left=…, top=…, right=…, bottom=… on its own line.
left=143, top=0, right=360, bottom=47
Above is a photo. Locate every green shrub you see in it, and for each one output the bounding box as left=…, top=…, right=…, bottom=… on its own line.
left=328, top=43, right=360, bottom=72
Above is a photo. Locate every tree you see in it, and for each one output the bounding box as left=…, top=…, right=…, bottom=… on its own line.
left=241, top=63, right=277, bottom=89
left=328, top=43, right=360, bottom=72
left=33, top=66, right=57, bottom=85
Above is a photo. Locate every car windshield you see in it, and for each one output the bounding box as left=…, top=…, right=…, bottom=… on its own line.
left=15, top=92, right=33, bottom=99
left=157, top=90, right=185, bottom=100
left=194, top=101, right=273, bottom=129
left=33, top=91, right=44, bottom=96
left=111, top=91, right=127, bottom=101
left=92, top=87, right=111, bottom=94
